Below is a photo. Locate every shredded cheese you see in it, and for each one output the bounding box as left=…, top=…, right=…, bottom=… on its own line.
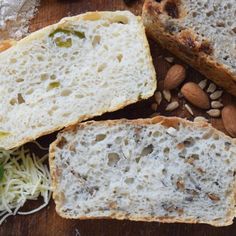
left=0, top=146, right=51, bottom=225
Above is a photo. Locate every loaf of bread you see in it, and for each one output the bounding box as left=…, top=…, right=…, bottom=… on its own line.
left=49, top=116, right=236, bottom=226
left=0, top=11, right=156, bottom=150
left=142, top=0, right=236, bottom=96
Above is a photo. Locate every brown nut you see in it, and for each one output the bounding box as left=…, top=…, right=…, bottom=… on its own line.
left=181, top=82, right=210, bottom=109
left=164, top=64, right=186, bottom=90
left=222, top=104, right=236, bottom=138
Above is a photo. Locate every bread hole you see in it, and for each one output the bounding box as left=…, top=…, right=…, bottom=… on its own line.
left=232, top=27, right=236, bottom=34
left=112, top=15, right=129, bottom=24
left=76, top=94, right=84, bottom=99
left=62, top=53, right=68, bottom=58
left=211, top=144, right=216, bottom=150
left=124, top=139, right=128, bottom=145
left=37, top=55, right=44, bottom=61
left=16, top=78, right=24, bottom=83
left=10, top=58, right=17, bottom=64
left=117, top=54, right=123, bottom=62
left=216, top=21, right=225, bottom=27
left=213, top=134, right=219, bottom=140
left=50, top=74, right=56, bottom=80
left=124, top=166, right=130, bottom=172
left=206, top=11, right=214, bottom=17
left=115, top=136, right=122, bottom=144
left=25, top=88, right=34, bottom=95
left=183, top=137, right=195, bottom=147
left=192, top=12, right=197, bottom=17
left=164, top=1, right=179, bottom=18
left=62, top=112, right=70, bottom=117
left=153, top=131, right=161, bottom=137
left=141, top=144, right=154, bottom=157
left=124, top=178, right=134, bottom=185
left=61, top=89, right=72, bottom=96
left=224, top=142, right=231, bottom=151
left=97, top=63, right=107, bottom=73
left=9, top=98, right=17, bottom=106
left=40, top=74, right=49, bottom=81
left=17, top=93, right=25, bottom=104
left=95, top=134, right=106, bottom=142
left=108, top=153, right=120, bottom=167
left=163, top=147, right=170, bottom=154
left=73, top=51, right=79, bottom=55
left=137, top=185, right=143, bottom=190
left=92, top=35, right=101, bottom=47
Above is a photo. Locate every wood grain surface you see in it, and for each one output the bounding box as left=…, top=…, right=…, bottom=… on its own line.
left=1, top=0, right=236, bottom=235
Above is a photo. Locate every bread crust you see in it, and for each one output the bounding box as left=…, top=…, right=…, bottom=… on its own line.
left=142, top=0, right=236, bottom=96
left=0, top=11, right=156, bottom=150
left=49, top=116, right=236, bottom=226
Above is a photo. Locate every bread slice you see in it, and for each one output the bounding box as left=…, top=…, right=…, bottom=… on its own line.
left=49, top=116, right=236, bottom=226
left=0, top=11, right=156, bottom=150
left=142, top=0, right=236, bottom=96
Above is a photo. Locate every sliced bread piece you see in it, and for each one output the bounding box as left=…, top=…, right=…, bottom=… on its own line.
left=49, top=116, right=236, bottom=226
left=142, top=0, right=236, bottom=96
left=0, top=11, right=156, bottom=150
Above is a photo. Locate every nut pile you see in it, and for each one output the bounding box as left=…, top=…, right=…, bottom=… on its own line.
left=150, top=57, right=236, bottom=137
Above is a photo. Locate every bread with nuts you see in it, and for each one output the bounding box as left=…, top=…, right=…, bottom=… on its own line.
left=49, top=116, right=236, bottom=226
left=0, top=11, right=156, bottom=150
left=142, top=0, right=236, bottom=96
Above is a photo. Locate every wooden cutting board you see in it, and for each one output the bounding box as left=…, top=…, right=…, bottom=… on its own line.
left=0, top=0, right=236, bottom=235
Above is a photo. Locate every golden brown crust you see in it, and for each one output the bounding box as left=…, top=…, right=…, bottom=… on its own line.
left=0, top=39, right=16, bottom=52
left=142, top=0, right=236, bottom=96
left=49, top=116, right=236, bottom=226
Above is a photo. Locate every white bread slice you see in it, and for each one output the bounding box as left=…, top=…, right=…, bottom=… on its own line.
left=0, top=11, right=156, bottom=150
left=142, top=0, right=236, bottom=96
left=49, top=116, right=236, bottom=226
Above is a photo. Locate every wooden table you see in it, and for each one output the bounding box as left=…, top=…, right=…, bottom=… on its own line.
left=1, top=0, right=236, bottom=235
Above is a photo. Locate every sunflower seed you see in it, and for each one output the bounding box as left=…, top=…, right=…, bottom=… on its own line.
left=207, top=83, right=217, bottom=93
left=165, top=101, right=179, bottom=111
left=194, top=116, right=208, bottom=123
left=211, top=101, right=223, bottom=109
left=198, top=79, right=207, bottom=90
left=151, top=103, right=158, bottom=111
left=164, top=56, right=174, bottom=63
left=184, top=104, right=194, bottom=115
left=207, top=109, right=221, bottom=117
left=154, top=91, right=162, bottom=105
left=210, top=90, right=223, bottom=100
left=150, top=112, right=159, bottom=118
left=163, top=89, right=171, bottom=102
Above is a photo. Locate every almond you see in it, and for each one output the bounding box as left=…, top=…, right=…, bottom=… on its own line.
left=164, top=64, right=186, bottom=90
left=181, top=82, right=210, bottom=109
left=222, top=104, right=236, bottom=138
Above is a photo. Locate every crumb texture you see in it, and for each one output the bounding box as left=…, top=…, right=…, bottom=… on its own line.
left=0, top=11, right=155, bottom=149
left=52, top=118, right=236, bottom=226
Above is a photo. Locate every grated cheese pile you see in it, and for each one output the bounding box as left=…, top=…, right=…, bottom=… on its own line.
left=0, top=146, right=51, bottom=224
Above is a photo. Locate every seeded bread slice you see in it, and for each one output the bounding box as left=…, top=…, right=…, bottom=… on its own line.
left=0, top=11, right=156, bottom=150
left=49, top=116, right=236, bottom=226
left=142, top=0, right=236, bottom=96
